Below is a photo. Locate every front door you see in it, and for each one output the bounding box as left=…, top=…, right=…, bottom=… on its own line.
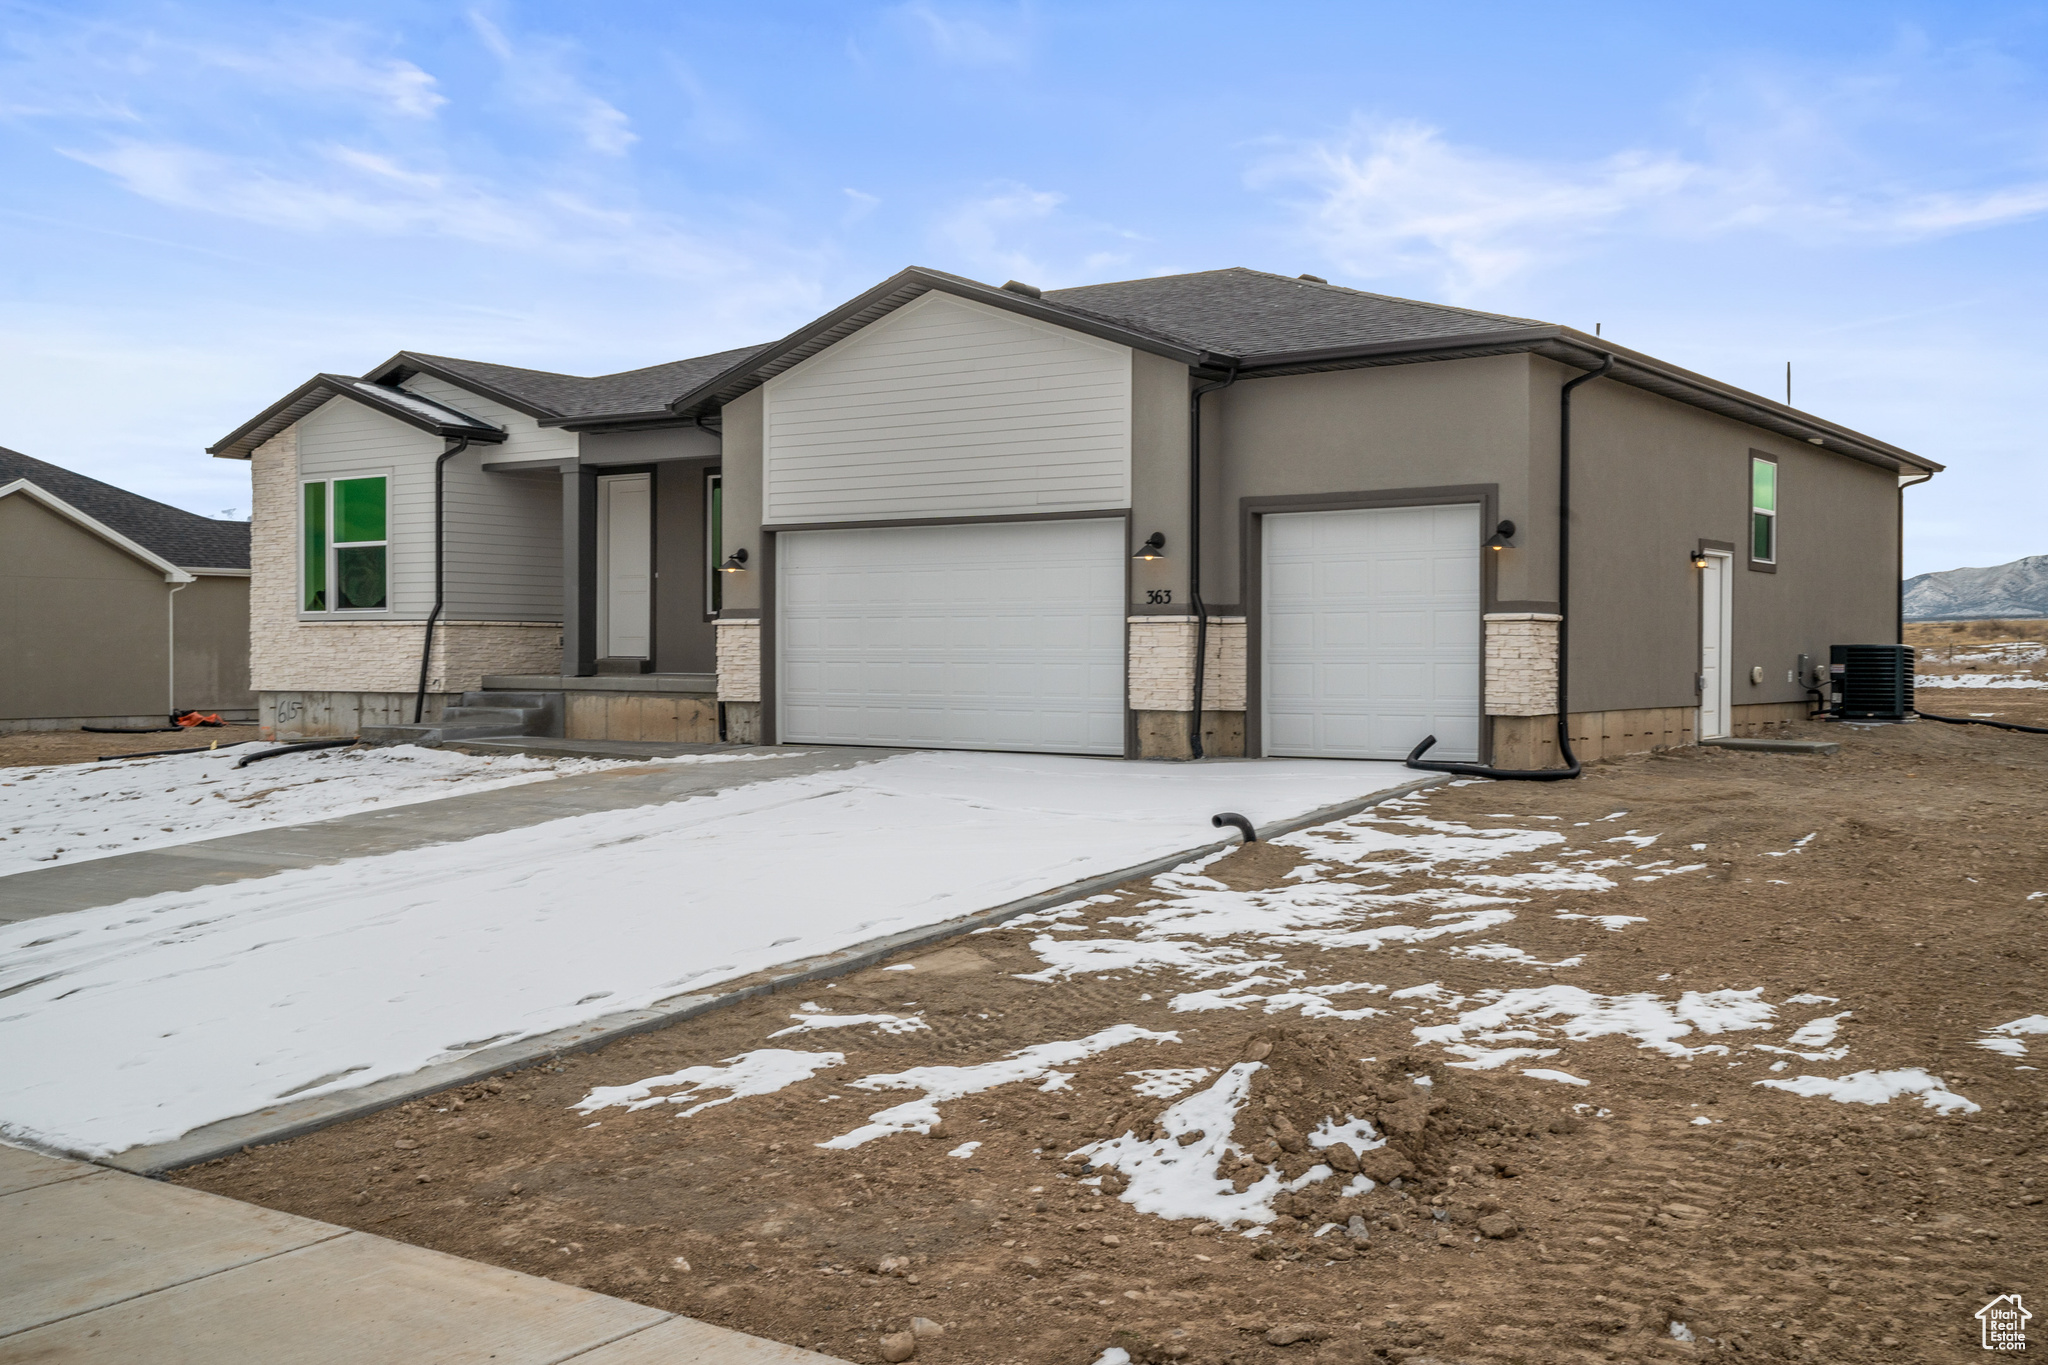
left=598, top=473, right=651, bottom=660
left=1699, top=550, right=1733, bottom=738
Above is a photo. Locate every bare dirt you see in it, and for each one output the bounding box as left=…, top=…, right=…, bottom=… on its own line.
left=0, top=725, right=264, bottom=770
left=177, top=698, right=2047, bottom=1365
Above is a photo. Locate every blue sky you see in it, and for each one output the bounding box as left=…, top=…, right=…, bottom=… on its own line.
left=3, top=1, right=2044, bottom=576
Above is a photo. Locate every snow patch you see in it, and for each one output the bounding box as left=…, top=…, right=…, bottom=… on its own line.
left=1755, top=1067, right=1978, bottom=1114
left=574, top=1049, right=843, bottom=1118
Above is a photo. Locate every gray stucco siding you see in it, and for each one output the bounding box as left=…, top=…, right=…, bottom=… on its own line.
left=1210, top=355, right=1537, bottom=610
left=1555, top=360, right=1899, bottom=714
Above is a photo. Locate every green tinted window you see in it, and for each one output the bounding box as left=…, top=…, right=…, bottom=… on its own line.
left=1751, top=458, right=1776, bottom=513
left=302, top=482, right=326, bottom=611
left=336, top=546, right=388, bottom=611
left=1752, top=510, right=1774, bottom=562
left=334, top=476, right=387, bottom=542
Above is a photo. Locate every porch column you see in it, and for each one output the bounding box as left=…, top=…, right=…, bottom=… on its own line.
left=562, top=465, right=598, bottom=677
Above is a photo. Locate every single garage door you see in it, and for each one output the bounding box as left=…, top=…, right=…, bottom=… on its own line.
left=778, top=518, right=1125, bottom=754
left=1263, top=503, right=1481, bottom=760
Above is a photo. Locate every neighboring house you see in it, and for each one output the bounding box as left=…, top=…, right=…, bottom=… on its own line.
left=211, top=267, right=1940, bottom=763
left=1, top=447, right=253, bottom=731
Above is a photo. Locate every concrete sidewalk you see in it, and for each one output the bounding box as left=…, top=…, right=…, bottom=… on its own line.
left=0, top=1142, right=844, bottom=1364
left=0, top=745, right=888, bottom=923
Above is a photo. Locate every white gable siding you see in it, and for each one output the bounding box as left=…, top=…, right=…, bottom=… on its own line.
left=297, top=396, right=439, bottom=617
left=400, top=373, right=578, bottom=469
left=762, top=291, right=1132, bottom=525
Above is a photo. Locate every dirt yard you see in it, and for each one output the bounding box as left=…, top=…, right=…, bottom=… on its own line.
left=177, top=695, right=2046, bottom=1365
left=0, top=725, right=263, bottom=769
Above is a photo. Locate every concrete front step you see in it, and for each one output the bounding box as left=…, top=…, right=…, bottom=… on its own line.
left=359, top=721, right=527, bottom=747
left=441, top=707, right=534, bottom=724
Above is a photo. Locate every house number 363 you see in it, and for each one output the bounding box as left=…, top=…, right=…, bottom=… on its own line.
left=1146, top=589, right=1173, bottom=604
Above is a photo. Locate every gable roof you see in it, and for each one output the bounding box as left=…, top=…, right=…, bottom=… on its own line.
left=209, top=375, right=507, bottom=461
left=371, top=346, right=774, bottom=424
left=656, top=265, right=1938, bottom=475
left=0, top=446, right=248, bottom=571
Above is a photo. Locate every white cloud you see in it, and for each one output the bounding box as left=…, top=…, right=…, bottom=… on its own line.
left=1258, top=120, right=1697, bottom=297
left=893, top=2, right=1032, bottom=66
left=466, top=11, right=635, bottom=155
left=843, top=188, right=881, bottom=223
left=931, top=183, right=1063, bottom=281
left=1261, top=114, right=2048, bottom=298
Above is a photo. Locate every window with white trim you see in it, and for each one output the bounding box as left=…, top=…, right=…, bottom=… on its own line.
left=1750, top=456, right=1776, bottom=565
left=302, top=475, right=389, bottom=612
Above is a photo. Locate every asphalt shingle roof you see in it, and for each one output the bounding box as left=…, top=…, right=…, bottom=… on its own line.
left=1041, top=268, right=1544, bottom=358
left=0, top=446, right=249, bottom=569
left=402, top=344, right=774, bottom=419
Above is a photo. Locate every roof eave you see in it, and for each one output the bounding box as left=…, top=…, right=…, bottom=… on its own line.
left=208, top=376, right=508, bottom=460
left=661, top=267, right=1219, bottom=419
left=0, top=478, right=197, bottom=582
left=364, top=353, right=565, bottom=421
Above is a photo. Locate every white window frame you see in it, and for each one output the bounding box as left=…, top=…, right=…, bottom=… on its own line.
left=299, top=472, right=392, bottom=616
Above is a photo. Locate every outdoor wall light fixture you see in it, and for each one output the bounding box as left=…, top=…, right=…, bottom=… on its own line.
left=1483, top=520, right=1517, bottom=550
left=718, top=548, right=750, bottom=573
left=1688, top=548, right=1711, bottom=568
left=1132, top=531, right=1167, bottom=560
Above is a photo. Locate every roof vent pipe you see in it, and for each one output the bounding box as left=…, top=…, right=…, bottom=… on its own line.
left=1001, top=280, right=1041, bottom=298
left=1405, top=351, right=1613, bottom=781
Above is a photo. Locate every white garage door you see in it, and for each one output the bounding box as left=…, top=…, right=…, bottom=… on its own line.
left=778, top=519, right=1125, bottom=754
left=1263, top=504, right=1481, bottom=760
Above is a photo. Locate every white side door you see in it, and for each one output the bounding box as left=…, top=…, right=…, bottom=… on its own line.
left=1263, top=503, right=1481, bottom=760
left=778, top=518, right=1125, bottom=754
left=1699, top=550, right=1733, bottom=738
left=598, top=473, right=652, bottom=659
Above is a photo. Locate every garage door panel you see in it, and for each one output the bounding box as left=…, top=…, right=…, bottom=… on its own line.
left=779, top=519, right=1125, bottom=753
left=1263, top=505, right=1480, bottom=761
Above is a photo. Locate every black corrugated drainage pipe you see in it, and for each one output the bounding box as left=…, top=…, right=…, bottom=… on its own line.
left=1407, top=351, right=1614, bottom=782
left=1187, top=364, right=1238, bottom=760
left=233, top=739, right=359, bottom=768
left=413, top=436, right=471, bottom=725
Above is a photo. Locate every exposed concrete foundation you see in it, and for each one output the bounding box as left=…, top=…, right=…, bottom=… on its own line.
left=722, top=700, right=763, bottom=744
left=1134, top=709, right=1247, bottom=760
left=261, top=691, right=450, bottom=741
left=565, top=693, right=718, bottom=743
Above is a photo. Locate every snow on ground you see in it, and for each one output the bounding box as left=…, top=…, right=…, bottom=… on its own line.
left=573, top=1049, right=846, bottom=1118
left=0, top=751, right=1410, bottom=1158
left=817, top=1025, right=1180, bottom=1149
left=0, top=743, right=777, bottom=877
left=1754, top=1068, right=1978, bottom=1114
left=1915, top=674, right=2048, bottom=689
left=1976, top=1014, right=2048, bottom=1057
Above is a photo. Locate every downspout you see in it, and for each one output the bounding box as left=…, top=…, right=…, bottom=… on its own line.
left=413, top=436, right=471, bottom=724
left=1407, top=351, right=1613, bottom=780
left=1895, top=469, right=1933, bottom=645
left=166, top=579, right=191, bottom=718
left=1187, top=363, right=1238, bottom=760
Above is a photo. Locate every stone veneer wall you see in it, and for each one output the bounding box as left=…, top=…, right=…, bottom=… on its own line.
left=1129, top=616, right=1246, bottom=758
left=714, top=618, right=762, bottom=743
left=1484, top=612, right=1560, bottom=717
left=249, top=427, right=560, bottom=707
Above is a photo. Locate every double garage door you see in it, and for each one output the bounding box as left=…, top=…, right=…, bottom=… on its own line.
left=777, top=505, right=1480, bottom=760
left=779, top=519, right=1125, bottom=754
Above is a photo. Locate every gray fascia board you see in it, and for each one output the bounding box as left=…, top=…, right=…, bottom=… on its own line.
left=207, top=375, right=506, bottom=460
left=365, top=352, right=565, bottom=421
left=659, top=267, right=1217, bottom=419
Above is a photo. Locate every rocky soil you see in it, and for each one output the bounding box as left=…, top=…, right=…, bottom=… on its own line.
left=179, top=696, right=2046, bottom=1364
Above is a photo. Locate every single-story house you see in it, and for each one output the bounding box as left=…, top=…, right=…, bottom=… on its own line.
left=210, top=267, right=1940, bottom=763
left=1, top=446, right=253, bottom=732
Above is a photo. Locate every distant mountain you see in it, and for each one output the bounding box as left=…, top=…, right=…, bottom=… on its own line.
left=1903, top=555, right=2048, bottom=621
